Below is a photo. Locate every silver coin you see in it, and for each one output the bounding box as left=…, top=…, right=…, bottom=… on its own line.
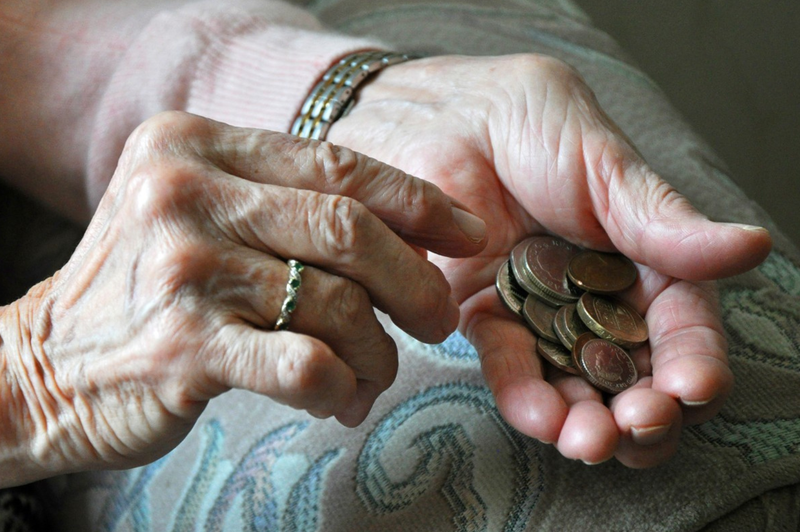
left=496, top=260, right=526, bottom=316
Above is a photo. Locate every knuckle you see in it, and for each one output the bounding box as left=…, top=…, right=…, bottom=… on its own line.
left=276, top=346, right=329, bottom=402
left=125, top=111, right=208, bottom=160
left=522, top=54, right=581, bottom=83
left=149, top=241, right=221, bottom=296
left=392, top=171, right=435, bottom=217
left=306, top=140, right=361, bottom=191
left=325, top=275, right=372, bottom=327
left=126, top=162, right=202, bottom=222
left=311, top=194, right=369, bottom=259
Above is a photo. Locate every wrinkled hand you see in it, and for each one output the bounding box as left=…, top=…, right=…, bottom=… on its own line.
left=328, top=54, right=772, bottom=467
left=0, top=112, right=486, bottom=486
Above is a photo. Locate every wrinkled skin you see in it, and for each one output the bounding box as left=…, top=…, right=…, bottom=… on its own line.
left=327, top=54, right=772, bottom=467
left=0, top=112, right=487, bottom=487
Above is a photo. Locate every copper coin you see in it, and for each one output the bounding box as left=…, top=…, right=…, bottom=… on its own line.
left=496, top=260, right=526, bottom=316
left=523, top=296, right=560, bottom=343
left=537, top=338, right=580, bottom=375
left=571, top=331, right=598, bottom=370
left=576, top=292, right=648, bottom=349
left=523, top=236, right=583, bottom=303
left=567, top=250, right=638, bottom=294
left=523, top=276, right=569, bottom=308
left=576, top=337, right=637, bottom=394
left=554, top=304, right=590, bottom=350
left=510, top=240, right=568, bottom=306
left=562, top=303, right=590, bottom=343
left=510, top=238, right=540, bottom=295
left=552, top=305, right=574, bottom=349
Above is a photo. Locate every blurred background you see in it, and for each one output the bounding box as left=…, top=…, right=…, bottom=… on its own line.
left=574, top=0, right=800, bottom=248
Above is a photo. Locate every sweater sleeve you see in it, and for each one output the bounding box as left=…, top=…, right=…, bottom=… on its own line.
left=0, top=0, right=387, bottom=219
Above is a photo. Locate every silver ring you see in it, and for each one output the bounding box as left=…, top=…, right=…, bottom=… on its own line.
left=274, top=259, right=304, bottom=331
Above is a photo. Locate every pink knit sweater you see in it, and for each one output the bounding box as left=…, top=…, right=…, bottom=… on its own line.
left=0, top=0, right=384, bottom=220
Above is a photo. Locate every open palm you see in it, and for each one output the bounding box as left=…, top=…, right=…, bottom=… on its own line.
left=328, top=54, right=771, bottom=467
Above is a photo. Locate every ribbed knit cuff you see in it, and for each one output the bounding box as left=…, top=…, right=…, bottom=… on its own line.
left=186, top=26, right=386, bottom=134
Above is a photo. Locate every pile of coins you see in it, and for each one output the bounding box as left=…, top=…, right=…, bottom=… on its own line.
left=495, top=236, right=647, bottom=394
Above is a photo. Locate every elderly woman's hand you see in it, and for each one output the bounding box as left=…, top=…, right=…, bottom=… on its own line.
left=327, top=54, right=773, bottom=468
left=0, top=111, right=487, bottom=487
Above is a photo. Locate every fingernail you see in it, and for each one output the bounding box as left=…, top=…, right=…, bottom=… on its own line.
left=681, top=397, right=713, bottom=407
left=723, top=222, right=769, bottom=233
left=581, top=457, right=609, bottom=466
left=451, top=206, right=486, bottom=244
left=631, top=423, right=671, bottom=446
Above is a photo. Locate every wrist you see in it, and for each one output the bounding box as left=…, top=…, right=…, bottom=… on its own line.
left=0, top=280, right=65, bottom=487
left=290, top=51, right=417, bottom=140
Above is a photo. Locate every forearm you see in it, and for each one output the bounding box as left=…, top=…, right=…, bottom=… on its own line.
left=0, top=0, right=385, bottom=222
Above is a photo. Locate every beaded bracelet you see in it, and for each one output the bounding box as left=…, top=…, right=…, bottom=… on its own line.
left=290, top=51, right=414, bottom=140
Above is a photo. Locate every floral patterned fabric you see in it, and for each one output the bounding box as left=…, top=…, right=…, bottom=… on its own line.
left=3, top=0, right=800, bottom=530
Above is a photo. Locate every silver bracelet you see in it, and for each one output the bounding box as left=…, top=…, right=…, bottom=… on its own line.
left=290, top=51, right=414, bottom=140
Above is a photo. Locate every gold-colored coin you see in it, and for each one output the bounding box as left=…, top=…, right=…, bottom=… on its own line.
left=576, top=292, right=648, bottom=349
left=576, top=336, right=637, bottom=394
left=496, top=260, right=526, bottom=317
left=553, top=304, right=589, bottom=350
left=537, top=337, right=580, bottom=375
left=510, top=240, right=568, bottom=307
left=567, top=250, right=637, bottom=295
left=553, top=305, right=575, bottom=350
left=522, top=236, right=583, bottom=304
left=523, top=296, right=560, bottom=343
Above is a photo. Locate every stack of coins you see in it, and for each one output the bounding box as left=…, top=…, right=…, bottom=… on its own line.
left=495, top=236, right=646, bottom=394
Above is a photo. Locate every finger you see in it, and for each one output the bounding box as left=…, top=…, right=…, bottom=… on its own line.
left=201, top=119, right=487, bottom=257
left=207, top=249, right=400, bottom=426
left=285, top=265, right=400, bottom=427
left=546, top=365, right=617, bottom=465
left=610, top=383, right=683, bottom=468
left=206, top=180, right=460, bottom=344
left=463, top=287, right=568, bottom=444
left=643, top=278, right=733, bottom=425
left=202, top=324, right=357, bottom=419
left=556, top=400, right=619, bottom=465
left=546, top=371, right=603, bottom=406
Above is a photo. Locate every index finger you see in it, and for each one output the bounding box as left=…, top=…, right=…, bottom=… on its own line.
left=201, top=119, right=488, bottom=258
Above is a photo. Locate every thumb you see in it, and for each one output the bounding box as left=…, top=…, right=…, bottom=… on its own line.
left=591, top=154, right=772, bottom=281
left=505, top=75, right=773, bottom=281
